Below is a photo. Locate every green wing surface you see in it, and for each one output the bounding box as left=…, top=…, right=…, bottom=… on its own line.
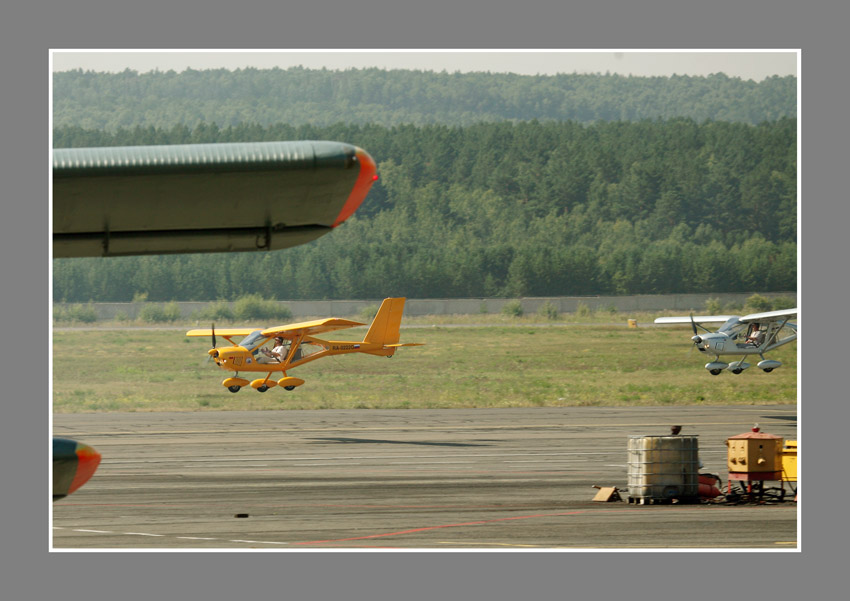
left=53, top=140, right=377, bottom=257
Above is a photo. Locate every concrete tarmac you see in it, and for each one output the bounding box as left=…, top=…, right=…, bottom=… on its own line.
left=52, top=405, right=798, bottom=550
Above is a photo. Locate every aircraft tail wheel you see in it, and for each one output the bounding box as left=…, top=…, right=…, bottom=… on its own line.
left=228, top=385, right=241, bottom=393
left=284, top=386, right=296, bottom=391
left=257, top=385, right=269, bottom=393
left=709, top=369, right=722, bottom=375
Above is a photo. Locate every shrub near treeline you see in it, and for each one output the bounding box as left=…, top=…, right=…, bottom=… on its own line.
left=53, top=294, right=796, bottom=325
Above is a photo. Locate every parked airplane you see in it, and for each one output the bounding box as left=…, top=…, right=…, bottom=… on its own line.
left=655, top=308, right=797, bottom=374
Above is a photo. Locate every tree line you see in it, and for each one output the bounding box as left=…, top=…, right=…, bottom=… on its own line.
left=52, top=118, right=796, bottom=302
left=53, top=67, right=796, bottom=130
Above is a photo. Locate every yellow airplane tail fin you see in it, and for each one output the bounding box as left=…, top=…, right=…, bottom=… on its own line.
left=363, top=297, right=407, bottom=346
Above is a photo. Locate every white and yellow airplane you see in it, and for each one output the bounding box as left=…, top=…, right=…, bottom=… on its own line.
left=655, top=308, right=797, bottom=375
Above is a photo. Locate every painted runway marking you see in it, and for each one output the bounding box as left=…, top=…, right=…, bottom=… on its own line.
left=229, top=540, right=289, bottom=545
left=293, top=506, right=708, bottom=546
left=123, top=532, right=165, bottom=537
left=293, top=511, right=588, bottom=545
left=176, top=537, right=219, bottom=541
left=73, top=529, right=113, bottom=533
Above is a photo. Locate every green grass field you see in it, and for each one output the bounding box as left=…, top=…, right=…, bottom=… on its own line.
left=53, top=318, right=797, bottom=413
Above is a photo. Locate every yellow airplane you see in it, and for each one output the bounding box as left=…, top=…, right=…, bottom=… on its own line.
left=187, top=297, right=422, bottom=392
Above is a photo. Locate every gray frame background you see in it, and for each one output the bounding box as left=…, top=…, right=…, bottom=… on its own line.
left=3, top=0, right=841, bottom=599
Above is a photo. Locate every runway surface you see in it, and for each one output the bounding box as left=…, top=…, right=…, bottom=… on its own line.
left=52, top=405, right=798, bottom=550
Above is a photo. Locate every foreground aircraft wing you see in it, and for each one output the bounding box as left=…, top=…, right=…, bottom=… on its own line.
left=262, top=318, right=366, bottom=338
left=53, top=140, right=377, bottom=257
left=739, top=308, right=798, bottom=323
left=53, top=438, right=101, bottom=501
left=185, top=328, right=260, bottom=338
left=654, top=315, right=736, bottom=325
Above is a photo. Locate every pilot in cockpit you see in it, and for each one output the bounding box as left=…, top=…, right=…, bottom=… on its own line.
left=746, top=323, right=765, bottom=346
left=257, top=336, right=287, bottom=363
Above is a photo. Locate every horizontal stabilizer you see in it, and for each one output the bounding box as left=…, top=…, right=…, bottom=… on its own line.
left=384, top=343, right=425, bottom=348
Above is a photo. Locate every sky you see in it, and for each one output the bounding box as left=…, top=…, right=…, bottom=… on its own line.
left=51, top=50, right=798, bottom=81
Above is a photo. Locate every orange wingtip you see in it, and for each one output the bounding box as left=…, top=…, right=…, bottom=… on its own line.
left=332, top=147, right=378, bottom=227
left=68, top=442, right=102, bottom=495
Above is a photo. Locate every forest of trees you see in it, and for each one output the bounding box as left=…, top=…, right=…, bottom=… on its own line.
left=53, top=116, right=797, bottom=302
left=53, top=67, right=796, bottom=130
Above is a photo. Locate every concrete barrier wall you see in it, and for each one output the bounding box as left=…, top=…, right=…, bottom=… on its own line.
left=55, top=292, right=796, bottom=321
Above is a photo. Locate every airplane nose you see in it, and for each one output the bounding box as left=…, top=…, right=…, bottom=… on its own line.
left=691, top=335, right=702, bottom=344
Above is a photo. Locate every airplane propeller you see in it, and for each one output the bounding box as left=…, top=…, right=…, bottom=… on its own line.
left=689, top=314, right=703, bottom=347
left=205, top=323, right=219, bottom=365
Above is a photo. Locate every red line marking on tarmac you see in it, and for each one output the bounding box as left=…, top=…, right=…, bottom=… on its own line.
left=293, top=506, right=707, bottom=546
left=293, top=510, right=588, bottom=545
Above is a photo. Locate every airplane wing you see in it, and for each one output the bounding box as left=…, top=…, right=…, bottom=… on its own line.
left=53, top=140, right=377, bottom=257
left=185, top=328, right=259, bottom=338
left=53, top=438, right=101, bottom=501
left=739, top=308, right=798, bottom=323
left=262, top=318, right=365, bottom=338
left=654, top=315, right=737, bottom=325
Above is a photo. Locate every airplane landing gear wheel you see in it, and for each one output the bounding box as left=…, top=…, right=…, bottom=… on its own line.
left=284, top=386, right=296, bottom=391
left=257, top=385, right=269, bottom=393
left=763, top=368, right=774, bottom=373
left=731, top=368, right=743, bottom=374
left=709, top=369, right=722, bottom=375
left=228, top=385, right=241, bottom=393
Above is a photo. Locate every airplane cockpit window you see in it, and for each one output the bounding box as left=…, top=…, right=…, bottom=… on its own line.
left=239, top=330, right=265, bottom=352
left=721, top=319, right=749, bottom=343
left=297, top=341, right=325, bottom=359
left=719, top=317, right=741, bottom=333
